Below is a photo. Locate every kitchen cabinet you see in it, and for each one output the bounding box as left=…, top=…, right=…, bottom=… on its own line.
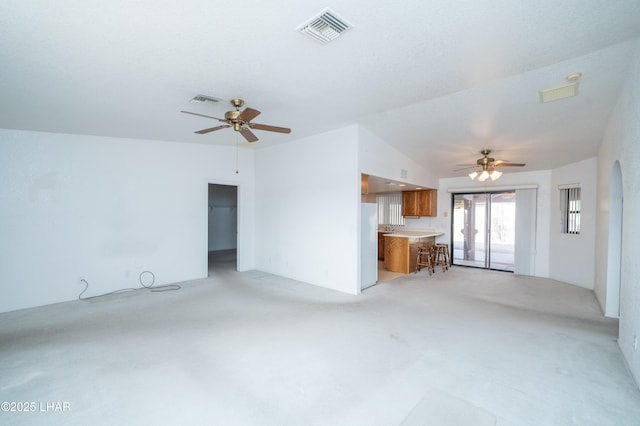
left=361, top=173, right=369, bottom=195
left=384, top=235, right=435, bottom=273
left=402, top=190, right=437, bottom=217
left=378, top=232, right=385, bottom=260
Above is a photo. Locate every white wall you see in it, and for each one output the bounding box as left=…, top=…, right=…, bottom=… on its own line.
left=358, top=126, right=439, bottom=188
left=549, top=158, right=597, bottom=289
left=254, top=125, right=360, bottom=295
left=595, top=40, right=640, bottom=383
left=358, top=125, right=446, bottom=233
left=0, top=129, right=255, bottom=313
left=439, top=170, right=552, bottom=278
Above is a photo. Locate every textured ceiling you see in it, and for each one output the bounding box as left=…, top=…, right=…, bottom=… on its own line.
left=2, top=0, right=640, bottom=179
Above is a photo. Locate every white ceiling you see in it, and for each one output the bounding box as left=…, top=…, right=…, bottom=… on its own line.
left=2, top=0, right=640, bottom=180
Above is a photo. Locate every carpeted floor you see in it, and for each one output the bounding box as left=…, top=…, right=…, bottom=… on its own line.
left=1, top=251, right=639, bottom=425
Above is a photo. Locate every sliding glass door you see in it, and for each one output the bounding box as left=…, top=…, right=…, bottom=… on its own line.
left=452, top=191, right=516, bottom=271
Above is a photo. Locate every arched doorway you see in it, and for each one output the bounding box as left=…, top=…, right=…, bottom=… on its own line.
left=605, top=161, right=623, bottom=318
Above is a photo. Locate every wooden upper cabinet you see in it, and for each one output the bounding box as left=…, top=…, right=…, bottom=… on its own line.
left=361, top=173, right=369, bottom=195
left=402, top=191, right=419, bottom=216
left=402, top=189, right=437, bottom=217
left=417, top=190, right=437, bottom=216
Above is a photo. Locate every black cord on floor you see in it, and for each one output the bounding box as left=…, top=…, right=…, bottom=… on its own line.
left=78, top=271, right=181, bottom=301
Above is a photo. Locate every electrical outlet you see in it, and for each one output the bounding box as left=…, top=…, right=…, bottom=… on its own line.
left=634, top=335, right=638, bottom=351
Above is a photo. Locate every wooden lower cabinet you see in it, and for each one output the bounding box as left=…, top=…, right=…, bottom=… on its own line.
left=409, top=243, right=420, bottom=274
left=384, top=236, right=435, bottom=274
left=384, top=236, right=406, bottom=273
left=378, top=232, right=385, bottom=260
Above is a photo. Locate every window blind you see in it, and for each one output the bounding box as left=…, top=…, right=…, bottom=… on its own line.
left=376, top=194, right=405, bottom=226
left=514, top=188, right=537, bottom=276
left=560, top=186, right=581, bottom=234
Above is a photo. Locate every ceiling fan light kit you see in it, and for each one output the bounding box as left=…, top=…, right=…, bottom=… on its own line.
left=470, top=169, right=502, bottom=181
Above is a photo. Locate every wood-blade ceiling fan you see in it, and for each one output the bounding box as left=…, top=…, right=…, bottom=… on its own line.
left=456, top=149, right=526, bottom=181
left=181, top=99, right=291, bottom=143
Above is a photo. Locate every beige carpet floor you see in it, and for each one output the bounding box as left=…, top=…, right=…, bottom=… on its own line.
left=1, top=251, right=639, bottom=425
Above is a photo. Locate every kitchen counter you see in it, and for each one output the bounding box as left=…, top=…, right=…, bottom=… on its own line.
left=382, top=231, right=443, bottom=238
left=382, top=231, right=444, bottom=274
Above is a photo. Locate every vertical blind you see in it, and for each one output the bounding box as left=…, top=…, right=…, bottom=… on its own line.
left=514, top=188, right=537, bottom=276
left=560, top=186, right=581, bottom=234
left=376, top=194, right=405, bottom=226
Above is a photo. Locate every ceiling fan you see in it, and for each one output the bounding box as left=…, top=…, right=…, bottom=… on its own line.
left=456, top=149, right=526, bottom=181
left=181, top=99, right=291, bottom=143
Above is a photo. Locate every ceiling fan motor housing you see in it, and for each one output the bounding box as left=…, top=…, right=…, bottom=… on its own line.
left=225, top=110, right=247, bottom=131
left=477, top=156, right=494, bottom=167
left=225, top=110, right=241, bottom=121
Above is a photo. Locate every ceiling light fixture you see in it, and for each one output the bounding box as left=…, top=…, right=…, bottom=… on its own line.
left=539, top=72, right=582, bottom=103
left=469, top=165, right=502, bottom=182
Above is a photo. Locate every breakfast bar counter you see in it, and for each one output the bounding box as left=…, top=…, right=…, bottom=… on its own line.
left=382, top=231, right=444, bottom=274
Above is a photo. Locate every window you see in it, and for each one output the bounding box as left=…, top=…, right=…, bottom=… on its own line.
left=560, top=186, right=581, bottom=234
left=376, top=194, right=405, bottom=226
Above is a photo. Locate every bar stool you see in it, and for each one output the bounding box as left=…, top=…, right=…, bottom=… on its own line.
left=439, top=243, right=451, bottom=267
left=433, top=243, right=450, bottom=272
left=415, top=245, right=434, bottom=276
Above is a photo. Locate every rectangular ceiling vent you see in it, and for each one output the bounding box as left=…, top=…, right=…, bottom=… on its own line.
left=297, top=8, right=353, bottom=44
left=190, top=94, right=223, bottom=104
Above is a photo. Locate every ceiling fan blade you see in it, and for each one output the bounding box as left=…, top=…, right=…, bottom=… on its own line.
left=238, top=107, right=261, bottom=122
left=455, top=164, right=476, bottom=167
left=194, top=125, right=231, bottom=134
left=181, top=110, right=227, bottom=123
left=454, top=166, right=479, bottom=172
left=493, top=162, right=526, bottom=167
left=240, top=127, right=259, bottom=143
left=251, top=123, right=291, bottom=134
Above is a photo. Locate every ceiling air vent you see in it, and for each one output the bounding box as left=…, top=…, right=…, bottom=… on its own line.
left=297, top=8, right=353, bottom=44
left=190, top=94, right=223, bottom=104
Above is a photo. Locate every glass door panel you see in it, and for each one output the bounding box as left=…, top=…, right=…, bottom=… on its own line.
left=452, top=193, right=487, bottom=268
left=489, top=192, right=515, bottom=271
left=452, top=191, right=515, bottom=271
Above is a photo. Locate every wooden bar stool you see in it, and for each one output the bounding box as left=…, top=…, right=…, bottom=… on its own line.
left=433, top=243, right=450, bottom=272
left=439, top=243, right=451, bottom=267
left=415, top=245, right=434, bottom=276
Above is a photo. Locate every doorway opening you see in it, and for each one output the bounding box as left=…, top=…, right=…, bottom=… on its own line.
left=452, top=191, right=516, bottom=272
left=208, top=184, right=238, bottom=274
